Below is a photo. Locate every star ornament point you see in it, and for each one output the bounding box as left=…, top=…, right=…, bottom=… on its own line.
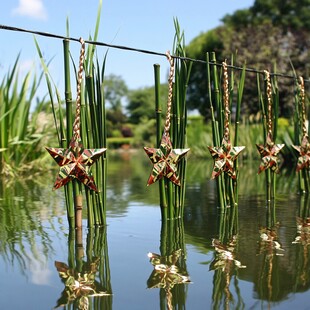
left=46, top=137, right=106, bottom=192
left=208, top=137, right=245, bottom=179
left=256, top=134, right=285, bottom=174
left=292, top=135, right=310, bottom=172
left=144, top=133, right=189, bottom=186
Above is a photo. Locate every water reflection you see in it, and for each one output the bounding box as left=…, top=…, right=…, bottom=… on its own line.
left=209, top=204, right=246, bottom=310
left=54, top=228, right=112, bottom=309
left=147, top=219, right=191, bottom=309
left=0, top=178, right=64, bottom=274
left=1, top=154, right=310, bottom=309
left=292, top=194, right=310, bottom=294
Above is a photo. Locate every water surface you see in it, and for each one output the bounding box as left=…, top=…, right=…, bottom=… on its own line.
left=0, top=152, right=309, bottom=309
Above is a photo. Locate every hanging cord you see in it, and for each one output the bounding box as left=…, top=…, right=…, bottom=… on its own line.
left=1, top=24, right=310, bottom=82
left=164, top=51, right=175, bottom=136
left=264, top=70, right=273, bottom=138
left=299, top=76, right=308, bottom=138
left=72, top=38, right=85, bottom=143
left=223, top=61, right=230, bottom=140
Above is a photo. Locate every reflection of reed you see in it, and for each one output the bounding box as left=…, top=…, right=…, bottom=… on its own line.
left=256, top=199, right=284, bottom=302
left=292, top=194, right=310, bottom=291
left=210, top=205, right=245, bottom=310
left=147, top=219, right=190, bottom=310
left=0, top=180, right=62, bottom=272
left=54, top=227, right=112, bottom=310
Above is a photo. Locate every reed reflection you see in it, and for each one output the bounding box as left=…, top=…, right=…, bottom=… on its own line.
left=54, top=227, right=112, bottom=310
left=292, top=194, right=310, bottom=291
left=147, top=219, right=191, bottom=310
left=210, top=204, right=246, bottom=310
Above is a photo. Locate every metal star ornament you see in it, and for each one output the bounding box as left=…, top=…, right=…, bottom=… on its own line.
left=144, top=133, right=189, bottom=186
left=208, top=61, right=245, bottom=180
left=46, top=137, right=106, bottom=192
left=256, top=133, right=285, bottom=174
left=292, top=135, right=310, bottom=172
left=208, top=137, right=245, bottom=180
left=291, top=77, right=310, bottom=172
left=46, top=38, right=106, bottom=192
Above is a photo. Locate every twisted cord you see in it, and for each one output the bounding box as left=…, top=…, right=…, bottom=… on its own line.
left=299, top=76, right=308, bottom=137
left=164, top=51, right=175, bottom=136
left=223, top=61, right=230, bottom=140
left=72, top=38, right=85, bottom=142
left=264, top=70, right=273, bottom=137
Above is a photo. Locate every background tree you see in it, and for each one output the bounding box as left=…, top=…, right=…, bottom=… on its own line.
left=126, top=84, right=168, bottom=144
left=126, top=84, right=168, bottom=124
left=186, top=0, right=310, bottom=120
left=104, top=74, right=128, bottom=137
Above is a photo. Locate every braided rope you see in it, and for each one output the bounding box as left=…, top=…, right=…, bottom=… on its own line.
left=164, top=51, right=175, bottom=136
left=299, top=76, right=307, bottom=137
left=72, top=38, right=85, bottom=142
left=264, top=70, right=273, bottom=137
left=223, top=61, right=230, bottom=140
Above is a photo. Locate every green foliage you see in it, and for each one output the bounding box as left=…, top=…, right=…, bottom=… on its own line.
left=0, top=56, right=51, bottom=176
left=186, top=0, right=310, bottom=120
left=104, top=74, right=128, bottom=111
left=127, top=85, right=168, bottom=124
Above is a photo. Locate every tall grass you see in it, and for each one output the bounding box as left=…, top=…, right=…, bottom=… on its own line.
left=35, top=0, right=107, bottom=228
left=0, top=56, right=49, bottom=176
left=152, top=19, right=192, bottom=220
left=256, top=70, right=282, bottom=201
left=206, top=52, right=246, bottom=209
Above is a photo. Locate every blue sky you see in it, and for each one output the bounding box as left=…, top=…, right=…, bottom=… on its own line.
left=0, top=0, right=254, bottom=97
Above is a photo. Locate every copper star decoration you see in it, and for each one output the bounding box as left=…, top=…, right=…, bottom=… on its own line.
left=292, top=135, right=310, bottom=172
left=144, top=133, right=189, bottom=186
left=46, top=137, right=106, bottom=192
left=208, top=137, right=245, bottom=180
left=147, top=250, right=191, bottom=289
left=256, top=133, right=285, bottom=174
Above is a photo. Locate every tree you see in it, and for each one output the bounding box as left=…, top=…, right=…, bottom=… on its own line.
left=103, top=74, right=128, bottom=135
left=126, top=84, right=168, bottom=124
left=104, top=74, right=128, bottom=111
left=186, top=0, right=310, bottom=120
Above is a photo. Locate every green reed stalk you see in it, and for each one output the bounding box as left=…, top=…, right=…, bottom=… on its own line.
left=171, top=19, right=192, bottom=219
left=63, top=39, right=75, bottom=227
left=153, top=20, right=191, bottom=220
left=232, top=64, right=246, bottom=205
left=154, top=64, right=167, bottom=218
left=210, top=53, right=227, bottom=209
left=206, top=53, right=224, bottom=208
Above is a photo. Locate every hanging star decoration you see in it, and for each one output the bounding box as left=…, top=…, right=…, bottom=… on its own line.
left=144, top=51, right=189, bottom=186
left=292, top=77, right=310, bottom=172
left=144, top=133, right=189, bottom=186
left=256, top=70, right=285, bottom=174
left=46, top=38, right=106, bottom=192
left=208, top=136, right=245, bottom=180
left=256, top=133, right=285, bottom=174
left=46, top=138, right=106, bottom=192
left=292, top=135, right=310, bottom=172
left=208, top=61, right=245, bottom=179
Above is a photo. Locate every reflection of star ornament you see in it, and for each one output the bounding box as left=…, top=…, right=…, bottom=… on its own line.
left=147, top=250, right=191, bottom=289
left=256, top=133, right=285, bottom=174
left=208, top=137, right=245, bottom=179
left=144, top=133, right=190, bottom=186
left=46, top=137, right=106, bottom=192
left=292, top=135, right=310, bottom=172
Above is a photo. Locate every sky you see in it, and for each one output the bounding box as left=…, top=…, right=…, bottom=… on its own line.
left=0, top=0, right=254, bottom=98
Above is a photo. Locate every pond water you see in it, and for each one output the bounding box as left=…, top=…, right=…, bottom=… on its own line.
left=0, top=152, right=309, bottom=310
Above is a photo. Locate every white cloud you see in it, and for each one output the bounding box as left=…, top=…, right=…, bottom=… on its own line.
left=12, top=0, right=48, bottom=20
